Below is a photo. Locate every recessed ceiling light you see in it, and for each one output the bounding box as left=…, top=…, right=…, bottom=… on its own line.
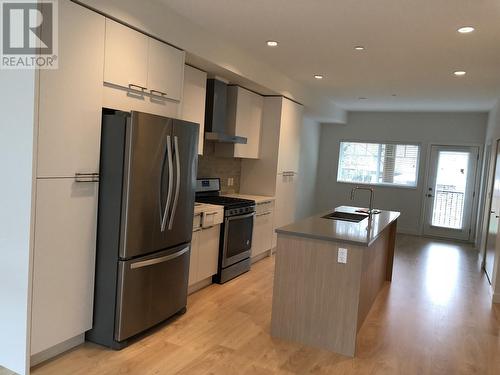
left=314, top=74, right=324, bottom=80
left=453, top=71, right=466, bottom=76
left=266, top=40, right=279, bottom=47
left=358, top=97, right=368, bottom=100
left=354, top=46, right=365, bottom=51
left=458, top=26, right=475, bottom=34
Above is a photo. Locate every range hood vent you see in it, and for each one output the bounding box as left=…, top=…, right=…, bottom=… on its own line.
left=204, top=79, right=247, bottom=144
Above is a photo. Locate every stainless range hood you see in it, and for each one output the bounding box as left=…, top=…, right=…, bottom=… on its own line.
left=204, top=79, right=247, bottom=144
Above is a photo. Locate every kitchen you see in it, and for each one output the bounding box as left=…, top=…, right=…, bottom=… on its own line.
left=1, top=0, right=500, bottom=374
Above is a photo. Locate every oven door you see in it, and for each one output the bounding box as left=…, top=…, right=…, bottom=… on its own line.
left=222, top=212, right=255, bottom=267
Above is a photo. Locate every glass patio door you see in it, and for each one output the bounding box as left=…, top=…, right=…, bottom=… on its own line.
left=423, top=145, right=479, bottom=240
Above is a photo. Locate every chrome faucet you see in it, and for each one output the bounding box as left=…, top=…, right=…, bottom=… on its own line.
left=350, top=186, right=374, bottom=217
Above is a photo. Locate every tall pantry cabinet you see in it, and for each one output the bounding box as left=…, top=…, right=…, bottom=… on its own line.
left=240, top=97, right=304, bottom=246
left=31, top=0, right=105, bottom=358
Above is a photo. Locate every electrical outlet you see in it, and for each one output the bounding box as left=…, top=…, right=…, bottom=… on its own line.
left=338, top=248, right=348, bottom=264
left=228, top=177, right=234, bottom=187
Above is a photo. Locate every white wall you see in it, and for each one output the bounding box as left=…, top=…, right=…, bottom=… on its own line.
left=0, top=70, right=37, bottom=375
left=296, top=118, right=321, bottom=219
left=479, top=100, right=500, bottom=301
left=316, top=111, right=488, bottom=235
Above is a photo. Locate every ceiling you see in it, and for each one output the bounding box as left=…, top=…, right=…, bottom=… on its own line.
left=159, top=0, right=500, bottom=111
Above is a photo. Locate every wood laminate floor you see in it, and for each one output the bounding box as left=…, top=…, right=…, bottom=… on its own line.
left=32, top=235, right=500, bottom=375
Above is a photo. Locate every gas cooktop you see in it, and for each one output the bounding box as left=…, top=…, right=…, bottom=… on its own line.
left=195, top=195, right=255, bottom=209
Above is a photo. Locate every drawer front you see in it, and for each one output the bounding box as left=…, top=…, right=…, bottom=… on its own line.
left=115, top=245, right=189, bottom=342
left=202, top=209, right=223, bottom=227
left=256, top=200, right=274, bottom=215
left=193, top=212, right=202, bottom=231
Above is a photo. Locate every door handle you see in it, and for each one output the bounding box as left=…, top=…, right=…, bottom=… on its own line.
left=130, top=247, right=189, bottom=269
left=128, top=83, right=147, bottom=91
left=168, top=136, right=181, bottom=230
left=150, top=89, right=167, bottom=97
left=75, top=172, right=99, bottom=182
left=161, top=136, right=174, bottom=232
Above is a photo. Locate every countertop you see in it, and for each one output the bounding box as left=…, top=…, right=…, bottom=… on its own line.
left=194, top=202, right=223, bottom=215
left=226, top=193, right=275, bottom=204
left=275, top=206, right=400, bottom=247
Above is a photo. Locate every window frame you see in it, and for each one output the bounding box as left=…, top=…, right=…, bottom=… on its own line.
left=336, top=140, right=421, bottom=189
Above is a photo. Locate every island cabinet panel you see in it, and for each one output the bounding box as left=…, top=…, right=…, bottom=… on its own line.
left=271, top=217, right=398, bottom=357
left=271, top=235, right=364, bottom=357
left=356, top=223, right=393, bottom=331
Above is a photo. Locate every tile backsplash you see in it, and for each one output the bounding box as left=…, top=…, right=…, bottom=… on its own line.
left=197, top=141, right=241, bottom=194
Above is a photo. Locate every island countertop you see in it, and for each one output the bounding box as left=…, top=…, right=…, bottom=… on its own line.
left=275, top=206, right=400, bottom=247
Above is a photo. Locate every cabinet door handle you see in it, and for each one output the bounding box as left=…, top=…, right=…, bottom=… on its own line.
left=128, top=83, right=147, bottom=91
left=75, top=172, right=99, bottom=182
left=256, top=212, right=272, bottom=217
left=193, top=227, right=202, bottom=233
left=151, top=89, right=167, bottom=97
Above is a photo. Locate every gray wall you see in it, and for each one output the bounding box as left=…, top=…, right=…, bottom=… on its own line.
left=197, top=141, right=242, bottom=194
left=296, top=118, right=321, bottom=220
left=316, top=111, right=488, bottom=234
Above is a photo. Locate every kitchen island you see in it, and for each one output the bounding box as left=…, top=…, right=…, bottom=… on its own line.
left=271, top=206, right=400, bottom=357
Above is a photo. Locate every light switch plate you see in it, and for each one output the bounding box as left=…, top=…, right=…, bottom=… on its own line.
left=338, top=248, right=348, bottom=264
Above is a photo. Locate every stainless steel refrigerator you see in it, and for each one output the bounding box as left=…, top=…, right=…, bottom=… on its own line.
left=87, top=109, right=198, bottom=349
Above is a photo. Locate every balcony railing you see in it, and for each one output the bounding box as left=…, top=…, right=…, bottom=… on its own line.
left=432, top=190, right=465, bottom=229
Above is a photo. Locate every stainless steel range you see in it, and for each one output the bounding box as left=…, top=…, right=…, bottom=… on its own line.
left=196, top=178, right=255, bottom=283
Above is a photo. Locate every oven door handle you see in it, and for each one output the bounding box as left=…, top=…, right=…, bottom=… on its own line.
left=225, top=212, right=255, bottom=221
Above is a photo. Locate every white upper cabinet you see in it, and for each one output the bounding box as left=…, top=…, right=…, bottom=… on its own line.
left=232, top=86, right=263, bottom=159
left=37, top=0, right=105, bottom=178
left=181, top=65, right=207, bottom=155
left=104, top=19, right=148, bottom=90
left=147, top=38, right=185, bottom=101
left=104, top=19, right=185, bottom=102
left=277, top=98, right=303, bottom=174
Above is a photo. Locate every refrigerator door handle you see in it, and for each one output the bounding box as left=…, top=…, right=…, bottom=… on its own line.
left=129, top=246, right=189, bottom=269
left=161, top=135, right=174, bottom=232
left=168, top=136, right=181, bottom=230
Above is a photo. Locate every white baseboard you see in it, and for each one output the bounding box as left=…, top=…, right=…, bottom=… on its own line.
left=251, top=249, right=272, bottom=264
left=188, top=277, right=213, bottom=295
left=30, top=334, right=84, bottom=367
left=493, top=292, right=500, bottom=304
left=396, top=227, right=419, bottom=236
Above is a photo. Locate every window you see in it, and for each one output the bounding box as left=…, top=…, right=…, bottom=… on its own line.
left=337, top=141, right=420, bottom=187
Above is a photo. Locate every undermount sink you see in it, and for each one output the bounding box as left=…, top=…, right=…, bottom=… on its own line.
left=322, top=211, right=369, bottom=223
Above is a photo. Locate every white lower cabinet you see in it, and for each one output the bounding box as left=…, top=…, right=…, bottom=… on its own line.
left=252, top=210, right=274, bottom=258
left=189, top=225, right=220, bottom=287
left=189, top=229, right=201, bottom=286
left=197, top=226, right=220, bottom=280
left=31, top=178, right=98, bottom=355
left=274, top=174, right=298, bottom=247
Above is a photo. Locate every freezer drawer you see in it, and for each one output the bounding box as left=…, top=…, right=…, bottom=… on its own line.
left=115, top=244, right=190, bottom=342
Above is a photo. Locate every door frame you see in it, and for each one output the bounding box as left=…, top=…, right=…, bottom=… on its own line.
left=419, top=142, right=483, bottom=241
left=482, top=140, right=499, bottom=277
left=479, top=142, right=493, bottom=268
